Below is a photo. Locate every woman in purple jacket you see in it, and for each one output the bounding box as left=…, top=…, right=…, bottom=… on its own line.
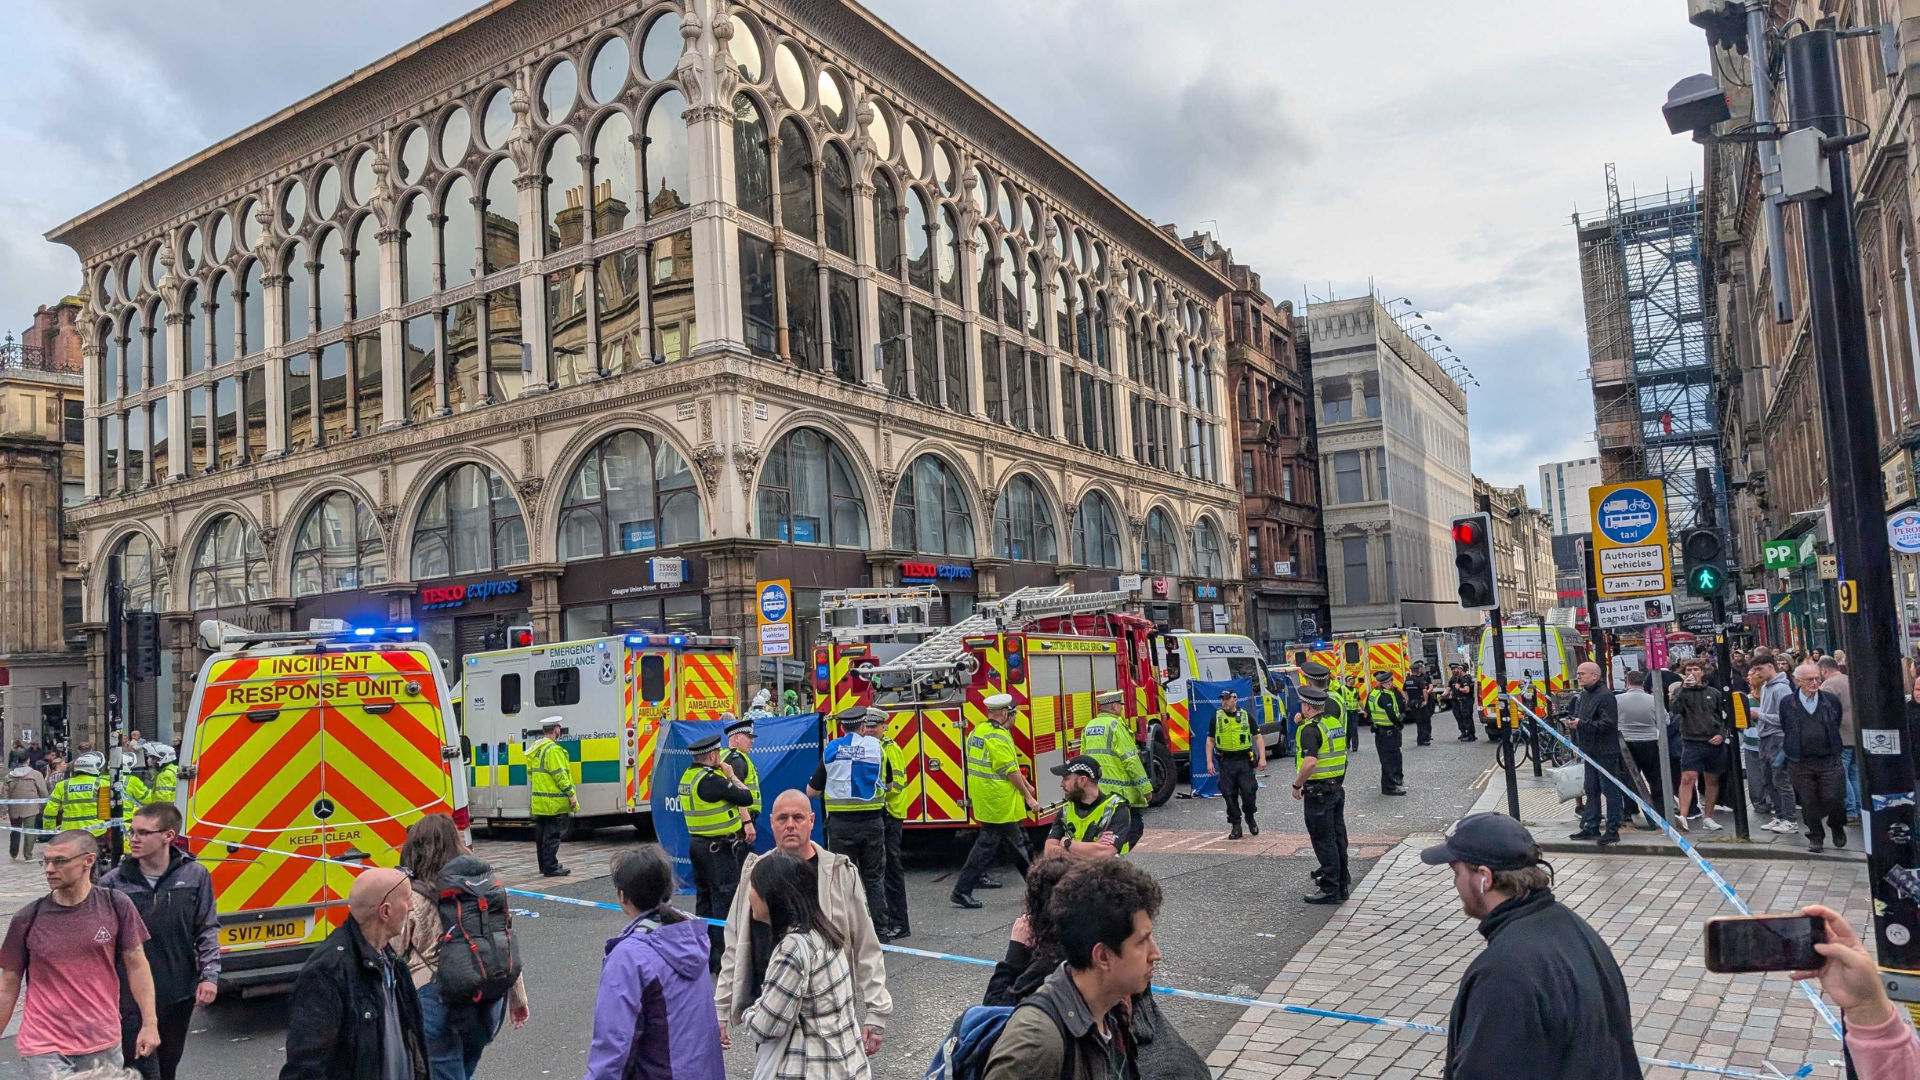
left=585, top=845, right=726, bottom=1080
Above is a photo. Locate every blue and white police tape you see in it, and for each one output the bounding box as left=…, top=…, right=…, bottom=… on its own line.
left=1512, top=699, right=1845, bottom=1042
left=0, top=824, right=1836, bottom=1077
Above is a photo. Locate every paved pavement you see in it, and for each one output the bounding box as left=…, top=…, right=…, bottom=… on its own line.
left=1475, top=755, right=1868, bottom=863
left=1204, top=840, right=1866, bottom=1080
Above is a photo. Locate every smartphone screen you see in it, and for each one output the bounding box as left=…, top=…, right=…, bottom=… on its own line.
left=1704, top=915, right=1826, bottom=973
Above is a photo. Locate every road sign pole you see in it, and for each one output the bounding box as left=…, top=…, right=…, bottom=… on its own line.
left=1490, top=609, right=1520, bottom=820
left=1786, top=27, right=1918, bottom=974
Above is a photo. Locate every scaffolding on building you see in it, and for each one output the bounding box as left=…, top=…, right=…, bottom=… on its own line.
left=1576, top=164, right=1726, bottom=532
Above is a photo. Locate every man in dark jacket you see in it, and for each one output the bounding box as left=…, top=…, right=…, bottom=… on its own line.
left=1405, top=663, right=1435, bottom=746
left=1785, top=663, right=1850, bottom=852
left=1422, top=813, right=1641, bottom=1080
left=1567, top=661, right=1625, bottom=844
left=103, top=803, right=219, bottom=1080
left=1669, top=662, right=1727, bottom=830
left=280, top=867, right=428, bottom=1080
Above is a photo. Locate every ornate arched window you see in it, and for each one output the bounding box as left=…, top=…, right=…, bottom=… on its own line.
left=1072, top=491, right=1121, bottom=569
left=973, top=225, right=995, bottom=318
left=282, top=241, right=309, bottom=342
left=756, top=428, right=868, bottom=548
left=401, top=195, right=432, bottom=302
left=1142, top=507, right=1181, bottom=574
left=891, top=456, right=974, bottom=557
left=644, top=89, right=690, bottom=218
left=189, top=514, right=269, bottom=609
left=733, top=94, right=772, bottom=222
left=410, top=463, right=530, bottom=579
left=905, top=189, right=933, bottom=292
left=543, top=133, right=585, bottom=254
left=109, top=533, right=167, bottom=614
left=777, top=118, right=814, bottom=236
left=440, top=175, right=477, bottom=285
left=821, top=143, right=853, bottom=257
left=291, top=492, right=388, bottom=596
left=314, top=226, right=345, bottom=329
left=1194, top=516, right=1225, bottom=578
left=993, top=474, right=1056, bottom=563
left=873, top=173, right=901, bottom=274
left=557, top=430, right=702, bottom=560
left=938, top=207, right=960, bottom=304
left=592, top=112, right=637, bottom=235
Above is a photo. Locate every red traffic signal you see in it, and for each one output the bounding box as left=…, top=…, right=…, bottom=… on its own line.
left=508, top=625, right=534, bottom=648
left=1451, top=512, right=1498, bottom=611
left=1451, top=519, right=1484, bottom=546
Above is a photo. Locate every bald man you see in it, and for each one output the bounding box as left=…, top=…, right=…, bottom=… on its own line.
left=1566, top=661, right=1624, bottom=845
left=280, top=867, right=429, bottom=1080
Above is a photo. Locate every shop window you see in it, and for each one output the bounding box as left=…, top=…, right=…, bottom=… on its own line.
left=499, top=673, right=521, bottom=716
left=993, top=474, right=1056, bottom=563
left=189, top=514, right=268, bottom=610
left=292, top=491, right=388, bottom=597
left=1071, top=491, right=1121, bottom=569
left=756, top=427, right=869, bottom=548
left=1142, top=508, right=1181, bottom=574
left=639, top=655, right=667, bottom=702
left=891, top=455, right=974, bottom=557
left=411, top=462, right=529, bottom=579
left=535, top=667, right=580, bottom=707
left=558, top=429, right=702, bottom=560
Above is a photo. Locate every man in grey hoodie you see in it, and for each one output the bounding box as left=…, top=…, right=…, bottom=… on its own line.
left=1747, top=650, right=1799, bottom=833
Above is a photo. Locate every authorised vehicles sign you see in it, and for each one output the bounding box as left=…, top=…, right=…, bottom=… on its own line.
left=1589, top=481, right=1671, bottom=599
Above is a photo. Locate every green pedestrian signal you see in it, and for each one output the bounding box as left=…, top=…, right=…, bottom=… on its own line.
left=1681, top=529, right=1727, bottom=598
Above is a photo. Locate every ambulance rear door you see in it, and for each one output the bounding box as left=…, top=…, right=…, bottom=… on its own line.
left=183, top=651, right=334, bottom=984
left=530, top=639, right=624, bottom=817
left=314, top=645, right=461, bottom=921
left=629, top=648, right=672, bottom=806
left=465, top=650, right=533, bottom=820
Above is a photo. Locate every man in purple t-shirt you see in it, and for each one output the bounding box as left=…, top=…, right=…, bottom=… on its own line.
left=0, top=828, right=159, bottom=1079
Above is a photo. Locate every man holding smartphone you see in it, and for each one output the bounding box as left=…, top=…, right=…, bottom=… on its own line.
left=1422, top=813, right=1640, bottom=1080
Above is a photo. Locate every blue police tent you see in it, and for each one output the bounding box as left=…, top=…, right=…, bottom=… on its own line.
left=652, top=711, right=825, bottom=894
left=1184, top=676, right=1255, bottom=799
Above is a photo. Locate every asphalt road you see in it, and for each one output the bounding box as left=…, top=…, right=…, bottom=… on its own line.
left=7, top=725, right=1498, bottom=1079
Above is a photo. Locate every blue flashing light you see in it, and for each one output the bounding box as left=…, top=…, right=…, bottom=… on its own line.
left=669, top=634, right=687, bottom=647
left=816, top=664, right=829, bottom=680
left=625, top=634, right=648, bottom=647
left=352, top=627, right=378, bottom=637
left=394, top=625, right=415, bottom=635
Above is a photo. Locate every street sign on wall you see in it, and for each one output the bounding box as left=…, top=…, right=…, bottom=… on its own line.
left=1890, top=508, right=1920, bottom=553
left=1762, top=533, right=1815, bottom=569
left=1745, top=588, right=1770, bottom=613
left=1588, top=480, right=1671, bottom=598
left=756, top=579, right=793, bottom=658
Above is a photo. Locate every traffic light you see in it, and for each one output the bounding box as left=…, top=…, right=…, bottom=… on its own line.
left=1682, top=528, right=1727, bottom=597
left=506, top=625, right=534, bottom=649
left=1451, top=512, right=1498, bottom=610
left=127, top=612, right=160, bottom=679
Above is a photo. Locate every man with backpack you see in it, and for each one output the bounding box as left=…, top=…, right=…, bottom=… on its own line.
left=979, top=859, right=1163, bottom=1080
left=101, top=803, right=219, bottom=1080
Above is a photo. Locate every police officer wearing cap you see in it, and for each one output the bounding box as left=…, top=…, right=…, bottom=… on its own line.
left=1420, top=813, right=1636, bottom=1080
left=1080, top=689, right=1149, bottom=850
left=1292, top=685, right=1350, bottom=903
left=1300, top=661, right=1349, bottom=743
left=1207, top=688, right=1265, bottom=839
left=680, top=732, right=755, bottom=972
left=808, top=707, right=889, bottom=934
left=1448, top=662, right=1478, bottom=741
left=952, top=692, right=1039, bottom=909
left=1043, top=755, right=1133, bottom=858
left=1368, top=669, right=1409, bottom=795
left=722, top=715, right=760, bottom=846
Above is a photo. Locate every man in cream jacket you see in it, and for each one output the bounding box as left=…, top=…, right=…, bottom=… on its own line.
left=714, top=788, right=892, bottom=1055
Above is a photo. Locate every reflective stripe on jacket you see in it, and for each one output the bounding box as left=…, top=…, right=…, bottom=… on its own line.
left=528, top=738, right=576, bottom=818
left=49, top=775, right=105, bottom=834
left=1297, top=713, right=1348, bottom=781
left=1212, top=708, right=1253, bottom=752
left=679, top=765, right=744, bottom=837
left=1079, top=716, right=1149, bottom=808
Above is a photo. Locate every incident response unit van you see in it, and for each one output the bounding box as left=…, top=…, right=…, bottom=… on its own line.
left=460, top=632, right=737, bottom=831
left=1155, top=631, right=1295, bottom=762
left=181, top=622, right=468, bottom=992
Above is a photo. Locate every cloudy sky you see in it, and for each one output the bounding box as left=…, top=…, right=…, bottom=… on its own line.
left=0, top=0, right=1707, bottom=499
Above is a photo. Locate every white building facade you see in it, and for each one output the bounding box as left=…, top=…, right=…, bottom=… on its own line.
left=50, top=0, right=1241, bottom=744
left=1306, top=296, right=1474, bottom=633
left=1537, top=455, right=1602, bottom=536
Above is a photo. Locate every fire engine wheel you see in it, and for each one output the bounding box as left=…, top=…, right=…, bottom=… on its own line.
left=1146, top=740, right=1177, bottom=808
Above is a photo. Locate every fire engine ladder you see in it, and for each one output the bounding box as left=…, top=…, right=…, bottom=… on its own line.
left=861, top=585, right=1137, bottom=678
left=817, top=587, right=941, bottom=641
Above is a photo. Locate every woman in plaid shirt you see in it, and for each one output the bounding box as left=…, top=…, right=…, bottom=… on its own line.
left=741, top=852, right=872, bottom=1079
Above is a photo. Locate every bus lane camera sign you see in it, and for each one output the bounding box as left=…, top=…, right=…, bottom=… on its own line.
left=1588, top=480, right=1670, bottom=598
left=757, top=579, right=794, bottom=658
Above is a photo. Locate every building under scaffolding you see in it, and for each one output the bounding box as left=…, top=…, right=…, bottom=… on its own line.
left=1576, top=167, right=1725, bottom=533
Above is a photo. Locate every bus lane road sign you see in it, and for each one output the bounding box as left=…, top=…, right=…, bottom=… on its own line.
left=1588, top=481, right=1670, bottom=599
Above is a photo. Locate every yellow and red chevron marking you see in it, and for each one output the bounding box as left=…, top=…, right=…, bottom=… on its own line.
left=1167, top=699, right=1191, bottom=753
left=1308, top=646, right=1338, bottom=673
left=825, top=646, right=874, bottom=716
left=623, top=650, right=639, bottom=809
left=1367, top=642, right=1408, bottom=689
left=679, top=651, right=736, bottom=721
left=901, top=708, right=968, bottom=825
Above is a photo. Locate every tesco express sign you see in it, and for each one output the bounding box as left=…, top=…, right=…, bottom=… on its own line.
left=418, top=578, right=524, bottom=610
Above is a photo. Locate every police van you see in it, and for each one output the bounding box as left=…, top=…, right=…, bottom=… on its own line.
left=1155, top=631, right=1294, bottom=764
left=180, top=622, right=468, bottom=992
left=461, top=632, right=738, bottom=832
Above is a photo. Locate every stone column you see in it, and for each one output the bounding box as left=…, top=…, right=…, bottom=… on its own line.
left=261, top=271, right=288, bottom=453
left=685, top=538, right=776, bottom=706
left=164, top=307, right=188, bottom=480
left=685, top=25, right=744, bottom=359
left=523, top=564, right=564, bottom=643
left=377, top=200, right=407, bottom=427
left=81, top=327, right=102, bottom=498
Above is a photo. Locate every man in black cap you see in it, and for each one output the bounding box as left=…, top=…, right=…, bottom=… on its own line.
left=1300, top=661, right=1352, bottom=745
left=1405, top=661, right=1435, bottom=747
left=1447, top=662, right=1478, bottom=742
left=679, top=732, right=755, bottom=972
left=1421, top=813, right=1639, bottom=1080
left=1291, top=685, right=1349, bottom=903
left=1042, top=755, right=1132, bottom=858
left=1367, top=670, right=1408, bottom=795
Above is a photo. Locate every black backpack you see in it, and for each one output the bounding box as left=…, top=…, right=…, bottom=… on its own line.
left=431, top=854, right=521, bottom=1004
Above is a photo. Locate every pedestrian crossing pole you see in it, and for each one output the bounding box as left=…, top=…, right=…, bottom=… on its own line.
left=1783, top=24, right=1920, bottom=983
left=1490, top=610, right=1520, bottom=820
